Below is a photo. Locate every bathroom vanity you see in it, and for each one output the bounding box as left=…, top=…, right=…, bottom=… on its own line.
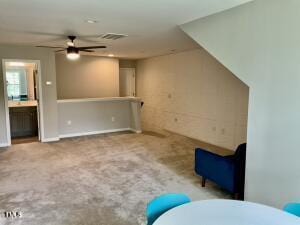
left=9, top=101, right=38, bottom=138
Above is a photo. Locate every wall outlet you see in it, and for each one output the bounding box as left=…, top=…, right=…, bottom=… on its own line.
left=111, top=117, right=115, bottom=122
left=67, top=120, right=72, bottom=125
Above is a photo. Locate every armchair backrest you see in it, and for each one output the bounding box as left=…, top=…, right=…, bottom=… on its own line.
left=234, top=143, right=247, bottom=161
left=234, top=143, right=247, bottom=199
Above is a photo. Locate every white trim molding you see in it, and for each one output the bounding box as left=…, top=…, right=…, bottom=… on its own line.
left=57, top=97, right=141, bottom=104
left=0, top=143, right=10, bottom=148
left=129, top=128, right=142, bottom=133
left=42, top=137, right=60, bottom=142
left=58, top=128, right=140, bottom=139
left=1, top=59, right=45, bottom=145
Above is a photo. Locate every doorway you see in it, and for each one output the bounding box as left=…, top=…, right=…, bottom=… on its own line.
left=119, top=68, right=136, bottom=97
left=2, top=59, right=44, bottom=145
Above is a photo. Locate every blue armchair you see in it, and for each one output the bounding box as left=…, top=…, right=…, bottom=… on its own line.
left=195, top=143, right=246, bottom=199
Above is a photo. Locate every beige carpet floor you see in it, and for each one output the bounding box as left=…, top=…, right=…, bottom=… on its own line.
left=0, top=131, right=229, bottom=225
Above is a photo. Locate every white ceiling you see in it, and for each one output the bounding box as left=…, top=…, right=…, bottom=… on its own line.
left=0, top=0, right=251, bottom=59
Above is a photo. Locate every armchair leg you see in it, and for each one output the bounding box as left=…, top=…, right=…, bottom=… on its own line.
left=201, top=177, right=206, bottom=187
left=234, top=193, right=239, bottom=200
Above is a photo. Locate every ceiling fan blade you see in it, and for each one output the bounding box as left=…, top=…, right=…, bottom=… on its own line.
left=77, top=46, right=106, bottom=50
left=55, top=49, right=66, bottom=52
left=36, top=45, right=65, bottom=49
left=80, top=49, right=95, bottom=52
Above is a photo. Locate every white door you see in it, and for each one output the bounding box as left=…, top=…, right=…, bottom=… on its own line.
left=119, top=68, right=136, bottom=97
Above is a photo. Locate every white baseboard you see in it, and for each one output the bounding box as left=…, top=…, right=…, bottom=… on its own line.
left=129, top=128, right=142, bottom=134
left=59, top=128, right=136, bottom=139
left=0, top=128, right=143, bottom=146
left=42, top=137, right=60, bottom=142
left=0, top=143, right=9, bottom=147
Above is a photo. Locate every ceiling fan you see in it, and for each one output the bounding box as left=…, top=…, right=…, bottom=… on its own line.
left=36, top=35, right=106, bottom=60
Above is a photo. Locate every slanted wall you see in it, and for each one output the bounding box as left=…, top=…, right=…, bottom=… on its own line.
left=181, top=0, right=300, bottom=208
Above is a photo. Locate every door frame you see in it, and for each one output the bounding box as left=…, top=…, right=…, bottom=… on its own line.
left=1, top=59, right=45, bottom=146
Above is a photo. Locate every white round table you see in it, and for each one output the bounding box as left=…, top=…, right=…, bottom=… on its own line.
left=153, top=199, right=300, bottom=225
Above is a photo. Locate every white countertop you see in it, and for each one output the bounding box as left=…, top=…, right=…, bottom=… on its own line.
left=153, top=199, right=300, bottom=225
left=8, top=100, right=38, bottom=108
left=57, top=97, right=141, bottom=103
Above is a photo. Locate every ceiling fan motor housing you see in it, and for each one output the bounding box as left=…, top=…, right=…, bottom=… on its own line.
left=68, top=35, right=76, bottom=42
left=67, top=46, right=79, bottom=54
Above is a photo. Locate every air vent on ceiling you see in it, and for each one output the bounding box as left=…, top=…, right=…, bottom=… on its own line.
left=101, top=33, right=128, bottom=40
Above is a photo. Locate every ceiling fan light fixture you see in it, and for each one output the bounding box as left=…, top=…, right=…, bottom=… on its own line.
left=36, top=36, right=106, bottom=58
left=67, top=53, right=80, bottom=60
left=67, top=41, right=75, bottom=46
left=66, top=47, right=80, bottom=60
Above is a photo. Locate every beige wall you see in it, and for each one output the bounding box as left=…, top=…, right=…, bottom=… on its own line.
left=181, top=0, right=300, bottom=208
left=137, top=49, right=249, bottom=150
left=56, top=54, right=119, bottom=99
left=0, top=45, right=58, bottom=144
left=119, top=59, right=136, bottom=68
left=57, top=98, right=141, bottom=137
